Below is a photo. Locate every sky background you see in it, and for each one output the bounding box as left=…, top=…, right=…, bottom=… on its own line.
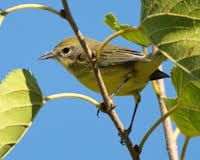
left=0, top=0, right=199, bottom=160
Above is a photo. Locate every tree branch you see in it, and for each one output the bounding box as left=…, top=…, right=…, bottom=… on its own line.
left=61, top=0, right=112, bottom=110
left=61, top=0, right=139, bottom=159
left=155, top=75, right=179, bottom=160
left=153, top=46, right=179, bottom=160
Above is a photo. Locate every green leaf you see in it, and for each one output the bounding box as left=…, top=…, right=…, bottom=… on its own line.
left=140, top=0, right=200, bottom=82
left=164, top=67, right=200, bottom=137
left=104, top=13, right=151, bottom=46
left=164, top=98, right=200, bottom=137
left=0, top=69, right=44, bottom=159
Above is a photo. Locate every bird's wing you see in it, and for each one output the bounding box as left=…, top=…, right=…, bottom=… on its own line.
left=97, top=44, right=149, bottom=67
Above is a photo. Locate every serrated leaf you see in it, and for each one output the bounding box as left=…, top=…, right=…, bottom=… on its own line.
left=164, top=67, right=200, bottom=137
left=104, top=13, right=151, bottom=46
left=141, top=1, right=200, bottom=137
left=0, top=69, right=44, bottom=159
left=140, top=0, right=200, bottom=83
left=164, top=98, right=200, bottom=137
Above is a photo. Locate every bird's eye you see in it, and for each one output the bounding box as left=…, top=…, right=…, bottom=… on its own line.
left=62, top=48, right=70, bottom=54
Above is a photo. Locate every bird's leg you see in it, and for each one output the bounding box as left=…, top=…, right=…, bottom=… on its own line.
left=121, top=93, right=141, bottom=144
left=110, top=76, right=131, bottom=98
left=97, top=76, right=131, bottom=117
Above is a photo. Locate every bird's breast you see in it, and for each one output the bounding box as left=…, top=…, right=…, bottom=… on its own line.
left=68, top=63, right=150, bottom=96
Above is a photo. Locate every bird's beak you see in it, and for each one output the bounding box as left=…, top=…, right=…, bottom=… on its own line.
left=38, top=52, right=56, bottom=60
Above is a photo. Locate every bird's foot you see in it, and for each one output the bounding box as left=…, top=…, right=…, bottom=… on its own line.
left=96, top=102, right=116, bottom=118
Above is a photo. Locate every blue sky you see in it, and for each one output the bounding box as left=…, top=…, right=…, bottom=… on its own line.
left=0, top=0, right=199, bottom=160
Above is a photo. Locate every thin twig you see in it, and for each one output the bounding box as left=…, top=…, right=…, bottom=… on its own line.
left=61, top=1, right=139, bottom=159
left=4, top=4, right=62, bottom=17
left=181, top=137, right=190, bottom=160
left=96, top=27, right=138, bottom=59
left=153, top=46, right=179, bottom=160
left=142, top=47, right=147, bottom=55
left=45, top=93, right=100, bottom=107
left=173, top=128, right=180, bottom=141
left=139, top=105, right=180, bottom=152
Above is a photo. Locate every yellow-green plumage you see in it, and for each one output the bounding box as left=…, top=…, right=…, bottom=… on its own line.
left=40, top=37, right=167, bottom=96
left=39, top=36, right=168, bottom=135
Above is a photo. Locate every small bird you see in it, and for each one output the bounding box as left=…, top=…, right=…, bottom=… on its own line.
left=39, top=36, right=168, bottom=136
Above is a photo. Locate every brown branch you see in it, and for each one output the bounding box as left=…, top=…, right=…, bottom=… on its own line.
left=61, top=0, right=112, bottom=109
left=61, top=0, right=139, bottom=159
left=155, top=75, right=179, bottom=160
left=108, top=110, right=139, bottom=159
left=153, top=47, right=179, bottom=160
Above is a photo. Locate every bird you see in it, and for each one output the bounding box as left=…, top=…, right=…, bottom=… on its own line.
left=39, top=36, right=168, bottom=136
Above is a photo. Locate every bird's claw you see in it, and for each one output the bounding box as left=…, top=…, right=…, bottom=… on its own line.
left=96, top=109, right=100, bottom=118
